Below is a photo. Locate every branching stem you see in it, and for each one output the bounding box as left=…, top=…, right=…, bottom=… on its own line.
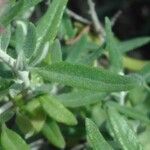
left=0, top=49, right=31, bottom=112
left=87, top=0, right=105, bottom=43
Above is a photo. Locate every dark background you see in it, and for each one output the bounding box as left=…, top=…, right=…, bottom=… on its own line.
left=68, top=0, right=150, bottom=59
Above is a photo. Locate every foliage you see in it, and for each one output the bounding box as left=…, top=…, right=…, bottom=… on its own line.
left=0, top=0, right=149, bottom=149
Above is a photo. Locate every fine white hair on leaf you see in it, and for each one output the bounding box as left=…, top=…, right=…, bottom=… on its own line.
left=16, top=20, right=28, bottom=36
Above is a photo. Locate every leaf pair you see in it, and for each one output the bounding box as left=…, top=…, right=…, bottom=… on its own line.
left=25, top=94, right=77, bottom=148
left=23, top=94, right=76, bottom=148
left=26, top=94, right=77, bottom=126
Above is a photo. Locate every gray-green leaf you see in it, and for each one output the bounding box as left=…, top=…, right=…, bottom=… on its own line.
left=15, top=21, right=27, bottom=54
left=32, top=62, right=143, bottom=92
left=23, top=22, right=36, bottom=59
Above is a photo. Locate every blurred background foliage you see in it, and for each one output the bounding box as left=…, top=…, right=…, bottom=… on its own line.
left=32, top=0, right=150, bottom=60
left=67, top=0, right=150, bottom=60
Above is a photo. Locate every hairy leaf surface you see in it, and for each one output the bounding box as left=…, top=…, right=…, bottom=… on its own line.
left=107, top=108, right=143, bottom=150
left=86, top=118, right=113, bottom=150
left=33, top=62, right=142, bottom=92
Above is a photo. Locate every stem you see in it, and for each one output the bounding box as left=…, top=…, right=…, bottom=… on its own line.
left=111, top=10, right=122, bottom=27
left=66, top=9, right=91, bottom=25
left=87, top=0, right=105, bottom=43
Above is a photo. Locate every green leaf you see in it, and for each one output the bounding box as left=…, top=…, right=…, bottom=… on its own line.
left=0, top=25, right=11, bottom=51
left=1, top=125, right=30, bottom=150
left=107, top=102, right=150, bottom=124
left=86, top=118, right=113, bottom=150
left=31, top=0, right=68, bottom=66
left=57, top=91, right=106, bottom=107
left=42, top=119, right=65, bottom=149
left=107, top=107, right=143, bottom=150
left=39, top=95, right=77, bottom=125
left=105, top=17, right=122, bottom=72
left=118, top=37, right=150, bottom=53
left=0, top=0, right=24, bottom=26
left=32, top=62, right=143, bottom=92
left=50, top=39, right=62, bottom=63
left=23, top=22, right=36, bottom=59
